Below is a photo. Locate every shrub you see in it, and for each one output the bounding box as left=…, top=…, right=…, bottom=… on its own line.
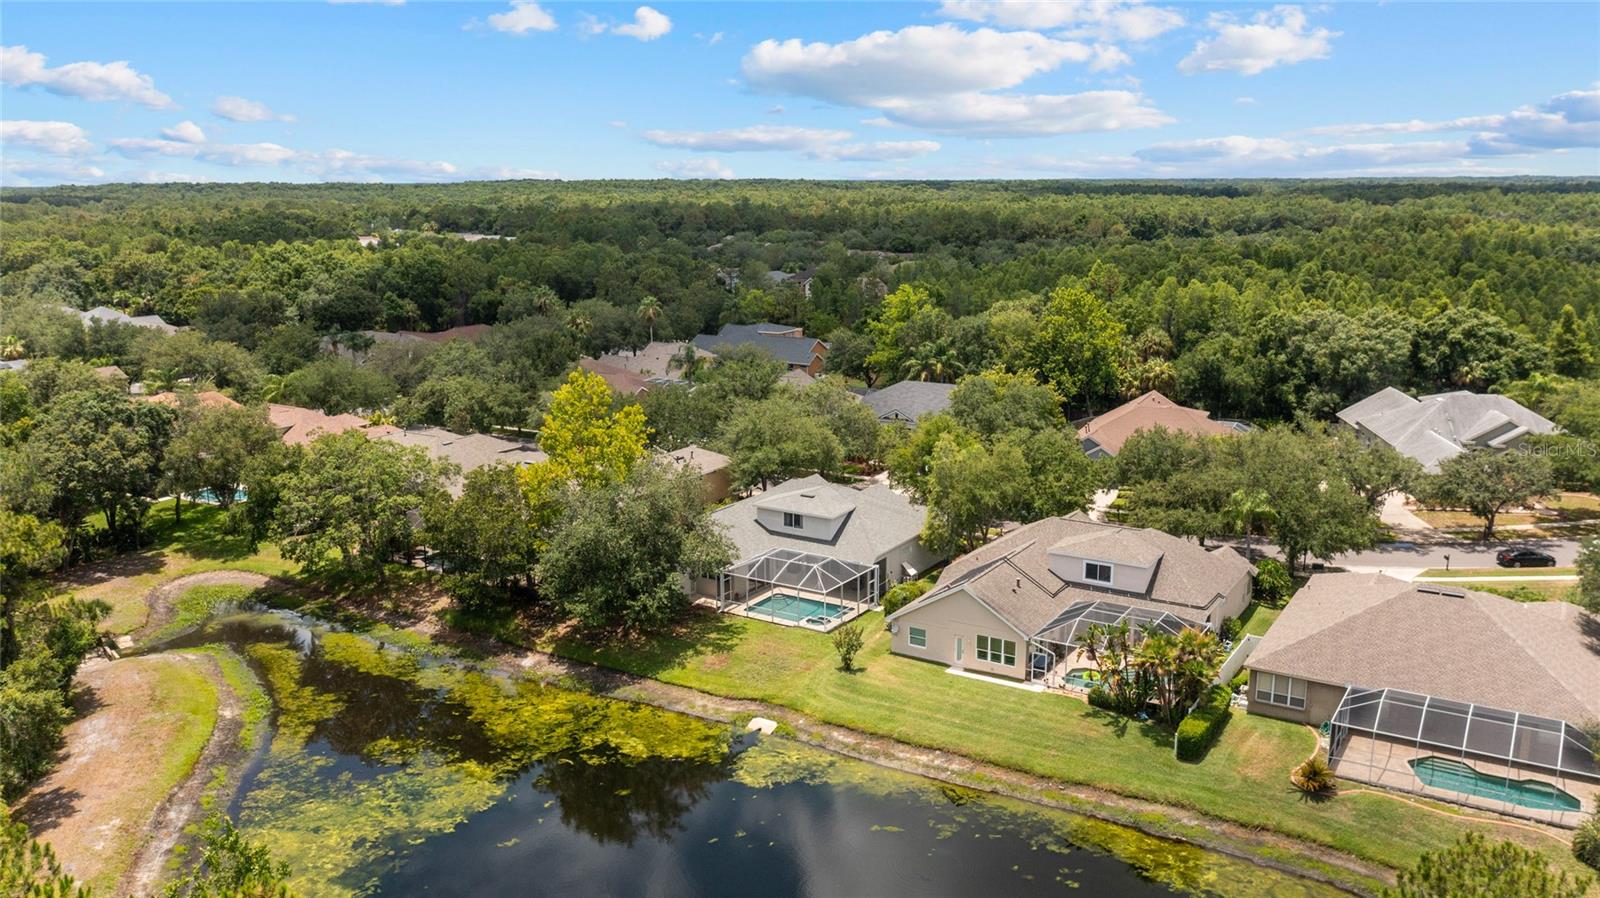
left=1219, top=616, right=1242, bottom=641
left=1291, top=752, right=1338, bottom=795
left=881, top=577, right=934, bottom=616
left=1574, top=809, right=1600, bottom=872
left=1253, top=557, right=1293, bottom=606
left=1086, top=685, right=1115, bottom=711
left=1229, top=669, right=1250, bottom=692
left=1388, top=831, right=1592, bottom=898
left=1174, top=683, right=1233, bottom=762
left=831, top=622, right=865, bottom=672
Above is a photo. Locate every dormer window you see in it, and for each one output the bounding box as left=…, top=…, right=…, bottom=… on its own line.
left=1083, top=561, right=1113, bottom=584
left=783, top=512, right=805, bottom=528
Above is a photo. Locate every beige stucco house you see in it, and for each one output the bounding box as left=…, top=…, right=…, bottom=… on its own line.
left=886, top=513, right=1253, bottom=684
left=1247, top=572, right=1599, bottom=826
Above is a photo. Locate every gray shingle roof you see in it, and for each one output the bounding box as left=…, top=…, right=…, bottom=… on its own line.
left=1250, top=572, right=1600, bottom=722
left=692, top=323, right=825, bottom=368
left=1336, top=388, right=1557, bottom=472
left=711, top=474, right=928, bottom=566
left=376, top=426, right=546, bottom=496
left=894, top=513, right=1252, bottom=636
left=860, top=380, right=956, bottom=423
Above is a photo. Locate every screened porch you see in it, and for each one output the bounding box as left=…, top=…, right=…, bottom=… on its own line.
left=716, top=548, right=880, bottom=632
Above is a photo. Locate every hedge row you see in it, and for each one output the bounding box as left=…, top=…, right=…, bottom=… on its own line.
left=1175, top=684, right=1234, bottom=762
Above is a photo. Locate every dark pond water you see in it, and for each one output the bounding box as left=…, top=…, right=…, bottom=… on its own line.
left=162, top=612, right=1343, bottom=898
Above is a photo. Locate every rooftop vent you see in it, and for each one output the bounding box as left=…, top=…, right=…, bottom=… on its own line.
left=1415, top=585, right=1466, bottom=599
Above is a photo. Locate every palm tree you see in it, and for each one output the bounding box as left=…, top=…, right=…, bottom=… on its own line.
left=566, top=312, right=593, bottom=338
left=260, top=374, right=285, bottom=403
left=902, top=341, right=964, bottom=383
left=1224, top=487, right=1276, bottom=560
left=0, top=335, right=24, bottom=361
left=637, top=295, right=662, bottom=343
left=670, top=343, right=705, bottom=381
left=145, top=367, right=179, bottom=393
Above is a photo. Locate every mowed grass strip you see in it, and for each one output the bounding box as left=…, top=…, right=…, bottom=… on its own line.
left=546, top=611, right=1581, bottom=874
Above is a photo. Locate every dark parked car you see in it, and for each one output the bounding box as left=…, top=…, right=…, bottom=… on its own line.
left=1496, top=548, right=1558, bottom=568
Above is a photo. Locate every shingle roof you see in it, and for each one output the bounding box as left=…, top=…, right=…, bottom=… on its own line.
left=755, top=483, right=860, bottom=519
left=139, top=390, right=240, bottom=409
left=376, top=426, right=546, bottom=496
left=594, top=341, right=709, bottom=379
left=1250, top=572, right=1600, bottom=722
left=1336, top=389, right=1557, bottom=472
left=1076, top=390, right=1237, bottom=456
left=860, top=380, right=956, bottom=423
left=894, top=514, right=1252, bottom=636
left=664, top=444, right=731, bottom=475
left=692, top=324, right=825, bottom=368
left=578, top=358, right=654, bottom=395
left=267, top=403, right=374, bottom=446
left=74, top=306, right=180, bottom=334
left=712, top=474, right=928, bottom=567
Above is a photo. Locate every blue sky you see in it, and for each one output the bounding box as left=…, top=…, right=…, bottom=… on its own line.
left=2, top=1, right=1597, bottom=184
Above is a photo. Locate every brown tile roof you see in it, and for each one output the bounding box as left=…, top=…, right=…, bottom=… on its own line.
left=905, top=513, right=1252, bottom=636
left=267, top=403, right=372, bottom=446
left=595, top=341, right=709, bottom=378
left=1076, top=390, right=1236, bottom=456
left=139, top=390, right=241, bottom=409
left=578, top=358, right=653, bottom=396
left=1250, top=572, right=1600, bottom=722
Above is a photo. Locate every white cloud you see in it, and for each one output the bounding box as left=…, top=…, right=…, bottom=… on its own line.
left=212, top=95, right=295, bottom=123
left=614, top=6, right=672, bottom=41
left=641, top=124, right=940, bottom=161
left=160, top=120, right=207, bottom=144
left=656, top=159, right=736, bottom=179
left=462, top=165, right=560, bottom=180
left=0, top=45, right=173, bottom=108
left=707, top=31, right=724, bottom=46
left=740, top=23, right=1161, bottom=137
left=938, top=1, right=1183, bottom=42
left=133, top=170, right=217, bottom=183
left=643, top=125, right=853, bottom=152
left=303, top=149, right=457, bottom=178
left=875, top=89, right=1172, bottom=137
left=1302, top=87, right=1600, bottom=155
left=108, top=126, right=458, bottom=180
left=0, top=157, right=107, bottom=186
left=1, top=120, right=92, bottom=155
left=1235, top=96, right=1258, bottom=106
left=486, top=1, right=556, bottom=35
left=1179, top=6, right=1337, bottom=76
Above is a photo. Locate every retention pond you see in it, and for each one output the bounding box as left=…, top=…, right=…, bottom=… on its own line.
left=159, top=611, right=1348, bottom=898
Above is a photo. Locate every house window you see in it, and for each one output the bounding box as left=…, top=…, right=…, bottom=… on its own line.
left=1254, top=673, right=1307, bottom=710
left=782, top=512, right=804, bottom=528
left=976, top=635, right=1016, bottom=666
left=908, top=627, right=927, bottom=648
left=1083, top=561, right=1113, bottom=584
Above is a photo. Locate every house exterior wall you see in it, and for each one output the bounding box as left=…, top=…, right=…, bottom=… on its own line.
left=753, top=506, right=847, bottom=542
left=1046, top=551, right=1156, bottom=593
left=1244, top=670, right=1346, bottom=726
left=700, top=468, right=732, bottom=504
left=890, top=589, right=1027, bottom=680
left=1214, top=569, right=1252, bottom=628
left=802, top=351, right=826, bottom=377
left=881, top=538, right=941, bottom=583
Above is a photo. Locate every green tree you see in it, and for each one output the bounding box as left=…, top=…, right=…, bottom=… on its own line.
left=637, top=294, right=663, bottom=343
left=279, top=357, right=397, bottom=415
left=538, top=461, right=733, bottom=632
left=831, top=622, right=865, bottom=672
left=1029, top=285, right=1126, bottom=411
left=1385, top=832, right=1590, bottom=898
left=532, top=368, right=650, bottom=485
left=1, top=804, right=92, bottom=897
left=0, top=511, right=66, bottom=672
left=1329, top=429, right=1424, bottom=511
left=158, top=815, right=300, bottom=898
left=1240, top=428, right=1380, bottom=574
left=272, top=430, right=453, bottom=580
left=1576, top=538, right=1600, bottom=614
left=1550, top=304, right=1595, bottom=378
left=1111, top=426, right=1214, bottom=488
left=423, top=464, right=542, bottom=600
left=718, top=396, right=842, bottom=490
left=798, top=378, right=882, bottom=461
left=1424, top=449, right=1557, bottom=539
left=948, top=369, right=1065, bottom=440
left=920, top=436, right=1030, bottom=555
left=822, top=328, right=875, bottom=387
left=865, top=284, right=939, bottom=381
left=884, top=413, right=979, bottom=503
left=164, top=403, right=280, bottom=521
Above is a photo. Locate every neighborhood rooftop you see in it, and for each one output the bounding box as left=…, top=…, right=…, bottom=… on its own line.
left=1336, top=387, right=1557, bottom=471
left=1076, top=390, right=1241, bottom=458
left=711, top=474, right=927, bottom=568
left=692, top=323, right=827, bottom=369
left=860, top=380, right=956, bottom=424
left=1250, top=572, right=1600, bottom=723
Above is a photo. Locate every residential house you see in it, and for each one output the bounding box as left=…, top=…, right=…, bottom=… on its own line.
left=1246, top=572, right=1598, bottom=826
left=663, top=444, right=733, bottom=503
left=765, top=267, right=818, bottom=299
left=692, top=323, right=828, bottom=377
left=324, top=324, right=495, bottom=360
left=580, top=340, right=711, bottom=394
left=64, top=305, right=181, bottom=334
left=578, top=358, right=655, bottom=396
left=1076, top=390, right=1244, bottom=459
left=139, top=390, right=240, bottom=409
left=860, top=380, right=957, bottom=425
left=887, top=514, right=1252, bottom=684
left=376, top=426, right=546, bottom=496
left=267, top=403, right=377, bottom=447
left=705, top=474, right=941, bottom=628
left=1336, top=388, right=1557, bottom=472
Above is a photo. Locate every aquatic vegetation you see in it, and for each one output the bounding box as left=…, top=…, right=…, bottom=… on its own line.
left=244, top=642, right=345, bottom=750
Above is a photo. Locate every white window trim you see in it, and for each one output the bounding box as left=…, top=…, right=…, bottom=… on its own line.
left=908, top=627, right=927, bottom=648
left=975, top=634, right=1017, bottom=667
left=1082, top=559, right=1114, bottom=585
left=1254, top=673, right=1307, bottom=710
left=782, top=511, right=804, bottom=528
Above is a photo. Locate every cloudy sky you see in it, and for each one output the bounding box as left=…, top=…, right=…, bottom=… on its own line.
left=2, top=1, right=1597, bottom=184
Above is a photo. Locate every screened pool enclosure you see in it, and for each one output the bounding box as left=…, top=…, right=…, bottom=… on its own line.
left=1028, top=600, right=1208, bottom=686
left=717, top=548, right=880, bottom=630
left=1328, top=686, right=1599, bottom=826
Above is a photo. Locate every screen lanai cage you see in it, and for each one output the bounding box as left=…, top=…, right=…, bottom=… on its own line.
left=1028, top=600, right=1206, bottom=681
left=717, top=547, right=880, bottom=617
left=1328, top=686, right=1600, bottom=826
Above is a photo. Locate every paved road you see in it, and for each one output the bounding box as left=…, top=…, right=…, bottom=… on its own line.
left=1333, top=535, right=1580, bottom=570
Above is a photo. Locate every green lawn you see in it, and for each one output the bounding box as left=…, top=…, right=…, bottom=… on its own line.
left=1419, top=567, right=1576, bottom=578
left=543, top=611, right=1583, bottom=876
left=1237, top=602, right=1281, bottom=638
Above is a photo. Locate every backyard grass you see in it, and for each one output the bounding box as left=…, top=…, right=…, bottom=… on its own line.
left=541, top=611, right=1582, bottom=876
left=1237, top=602, right=1282, bottom=638
left=1446, top=580, right=1580, bottom=603
left=62, top=500, right=297, bottom=635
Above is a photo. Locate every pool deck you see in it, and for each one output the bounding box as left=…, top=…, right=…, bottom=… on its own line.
left=696, top=594, right=872, bottom=634
left=1331, top=733, right=1597, bottom=829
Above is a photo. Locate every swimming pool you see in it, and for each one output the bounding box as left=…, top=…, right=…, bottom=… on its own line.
left=1062, top=668, right=1102, bottom=690
left=1409, top=756, right=1581, bottom=812
left=746, top=594, right=849, bottom=626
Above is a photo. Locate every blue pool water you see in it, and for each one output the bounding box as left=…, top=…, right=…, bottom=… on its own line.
left=746, top=593, right=848, bottom=624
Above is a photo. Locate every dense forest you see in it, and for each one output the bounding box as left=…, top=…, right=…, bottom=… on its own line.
left=3, top=178, right=1599, bottom=426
